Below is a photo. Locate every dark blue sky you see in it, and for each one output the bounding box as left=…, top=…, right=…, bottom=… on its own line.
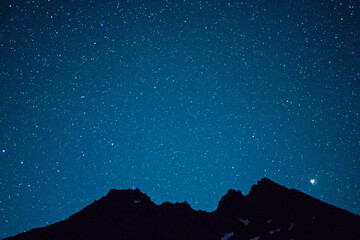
left=1, top=0, right=359, bottom=238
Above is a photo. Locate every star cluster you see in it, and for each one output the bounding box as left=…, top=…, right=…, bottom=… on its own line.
left=1, top=0, right=359, bottom=238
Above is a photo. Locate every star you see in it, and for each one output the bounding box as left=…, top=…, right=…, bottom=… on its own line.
left=310, top=179, right=316, bottom=185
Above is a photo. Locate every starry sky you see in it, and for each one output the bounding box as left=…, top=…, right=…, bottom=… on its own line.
left=1, top=0, right=360, bottom=238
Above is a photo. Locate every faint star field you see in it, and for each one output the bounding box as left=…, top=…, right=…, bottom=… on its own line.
left=0, top=0, right=359, bottom=238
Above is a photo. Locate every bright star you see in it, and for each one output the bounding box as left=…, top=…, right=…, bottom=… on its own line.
left=310, top=179, right=316, bottom=185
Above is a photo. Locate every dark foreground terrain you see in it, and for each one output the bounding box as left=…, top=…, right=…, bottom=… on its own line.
left=5, top=178, right=360, bottom=240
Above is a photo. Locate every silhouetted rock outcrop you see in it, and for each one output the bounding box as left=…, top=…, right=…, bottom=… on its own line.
left=5, top=178, right=360, bottom=240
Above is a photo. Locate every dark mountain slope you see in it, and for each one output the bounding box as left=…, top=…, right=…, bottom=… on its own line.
left=216, top=178, right=360, bottom=239
left=5, top=178, right=360, bottom=240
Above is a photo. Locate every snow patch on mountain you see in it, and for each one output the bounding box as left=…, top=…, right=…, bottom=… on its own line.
left=220, top=232, right=234, bottom=240
left=288, top=222, right=295, bottom=230
left=237, top=218, right=250, bottom=226
left=249, top=236, right=261, bottom=240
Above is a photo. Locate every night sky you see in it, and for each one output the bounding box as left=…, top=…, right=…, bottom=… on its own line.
left=1, top=0, right=360, bottom=238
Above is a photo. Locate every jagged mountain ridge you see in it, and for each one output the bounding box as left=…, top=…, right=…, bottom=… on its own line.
left=5, top=178, right=360, bottom=240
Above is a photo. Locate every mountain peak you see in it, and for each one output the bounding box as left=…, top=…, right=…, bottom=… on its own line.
left=248, top=177, right=286, bottom=196
left=5, top=178, right=360, bottom=240
left=216, top=189, right=244, bottom=216
left=106, top=187, right=141, bottom=196
left=258, top=177, right=276, bottom=185
left=106, top=187, right=149, bottom=198
left=103, top=188, right=154, bottom=208
left=246, top=178, right=295, bottom=210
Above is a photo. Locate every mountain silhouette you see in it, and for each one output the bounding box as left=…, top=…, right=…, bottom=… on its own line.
left=4, top=178, right=360, bottom=240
